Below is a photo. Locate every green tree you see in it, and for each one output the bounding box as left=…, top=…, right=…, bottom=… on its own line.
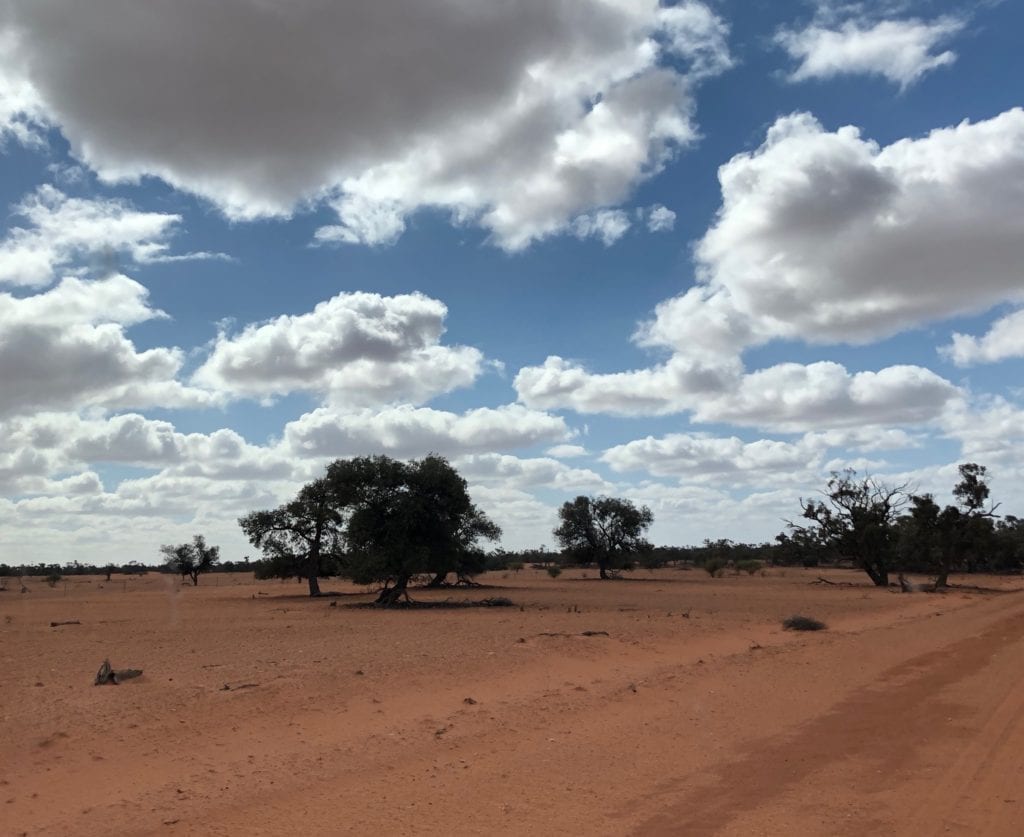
left=553, top=495, right=654, bottom=579
left=907, top=463, right=999, bottom=587
left=329, top=455, right=501, bottom=605
left=239, top=478, right=343, bottom=597
left=160, top=534, right=220, bottom=586
left=793, top=470, right=907, bottom=587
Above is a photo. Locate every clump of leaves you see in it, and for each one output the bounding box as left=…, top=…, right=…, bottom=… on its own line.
left=546, top=566, right=562, bottom=578
left=782, top=615, right=827, bottom=631
left=737, top=559, right=763, bottom=575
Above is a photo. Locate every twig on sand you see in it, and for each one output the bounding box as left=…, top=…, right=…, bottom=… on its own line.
left=50, top=620, right=81, bottom=627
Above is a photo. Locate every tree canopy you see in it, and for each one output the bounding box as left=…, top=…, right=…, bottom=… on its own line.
left=330, top=454, right=501, bottom=604
left=239, top=455, right=500, bottom=602
left=159, top=534, right=220, bottom=586
left=792, top=470, right=907, bottom=587
left=905, top=463, right=1000, bottom=587
left=239, top=478, right=344, bottom=597
left=553, top=495, right=653, bottom=579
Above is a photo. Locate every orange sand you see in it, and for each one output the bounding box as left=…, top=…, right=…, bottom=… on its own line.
left=2, top=567, right=1022, bottom=836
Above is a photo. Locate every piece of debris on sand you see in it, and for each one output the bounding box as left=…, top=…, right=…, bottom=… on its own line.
left=94, top=659, right=144, bottom=685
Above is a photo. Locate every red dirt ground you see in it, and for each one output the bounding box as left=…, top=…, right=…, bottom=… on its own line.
left=2, top=566, right=1022, bottom=835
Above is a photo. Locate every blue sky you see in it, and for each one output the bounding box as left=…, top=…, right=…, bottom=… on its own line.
left=1, top=0, right=1022, bottom=565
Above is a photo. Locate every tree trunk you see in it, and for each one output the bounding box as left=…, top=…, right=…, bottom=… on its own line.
left=426, top=572, right=448, bottom=588
left=190, top=571, right=199, bottom=586
left=307, top=573, right=321, bottom=597
left=375, top=575, right=410, bottom=606
left=599, top=563, right=609, bottom=580
left=863, top=562, right=888, bottom=587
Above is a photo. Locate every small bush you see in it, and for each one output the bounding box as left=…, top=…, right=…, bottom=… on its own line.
left=737, top=559, right=763, bottom=576
left=45, top=573, right=62, bottom=588
left=507, top=562, right=524, bottom=573
left=704, top=557, right=728, bottom=577
left=546, top=566, right=562, bottom=578
left=782, top=615, right=826, bottom=631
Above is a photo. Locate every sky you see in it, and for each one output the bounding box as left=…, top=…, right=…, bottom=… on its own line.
left=1, top=0, right=1022, bottom=566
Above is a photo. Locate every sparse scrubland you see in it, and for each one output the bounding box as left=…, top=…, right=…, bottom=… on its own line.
left=3, top=459, right=1024, bottom=834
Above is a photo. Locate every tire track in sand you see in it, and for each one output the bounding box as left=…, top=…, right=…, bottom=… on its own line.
left=629, top=595, right=1024, bottom=836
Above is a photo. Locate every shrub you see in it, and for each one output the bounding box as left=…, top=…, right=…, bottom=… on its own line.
left=45, top=573, right=62, bottom=588
left=704, top=557, right=728, bottom=577
left=546, top=566, right=562, bottom=578
left=737, top=559, right=763, bottom=575
left=782, top=615, right=826, bottom=631
left=507, top=562, right=524, bottom=573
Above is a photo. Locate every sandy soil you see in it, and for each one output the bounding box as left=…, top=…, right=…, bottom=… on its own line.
left=2, top=566, right=1022, bottom=836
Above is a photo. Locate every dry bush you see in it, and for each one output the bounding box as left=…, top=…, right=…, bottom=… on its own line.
left=783, top=615, right=827, bottom=631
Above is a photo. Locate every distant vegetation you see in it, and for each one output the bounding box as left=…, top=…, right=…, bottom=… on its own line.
left=3, top=461, right=1020, bottom=595
left=790, top=463, right=1020, bottom=587
left=160, top=535, right=221, bottom=586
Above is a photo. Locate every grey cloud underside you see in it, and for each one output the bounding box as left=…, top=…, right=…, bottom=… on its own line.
left=0, top=0, right=730, bottom=246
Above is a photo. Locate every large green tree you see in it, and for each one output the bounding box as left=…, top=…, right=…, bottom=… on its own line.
left=239, top=478, right=343, bottom=597
left=329, top=455, right=501, bottom=605
left=553, top=495, right=653, bottom=579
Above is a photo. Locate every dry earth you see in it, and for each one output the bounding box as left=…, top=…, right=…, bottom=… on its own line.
left=1, top=567, right=1022, bottom=836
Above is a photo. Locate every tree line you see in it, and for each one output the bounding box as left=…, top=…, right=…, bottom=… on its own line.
left=3, top=459, right=1020, bottom=593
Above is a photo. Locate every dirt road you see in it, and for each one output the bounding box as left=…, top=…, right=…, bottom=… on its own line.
left=2, top=569, right=1021, bottom=835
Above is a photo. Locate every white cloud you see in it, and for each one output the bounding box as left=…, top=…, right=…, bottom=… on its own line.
left=545, top=444, right=589, bottom=459
left=0, top=27, right=45, bottom=145
left=777, top=16, right=964, bottom=88
left=0, top=186, right=222, bottom=288
left=645, top=204, right=677, bottom=232
left=514, top=355, right=957, bottom=430
left=515, top=109, right=1024, bottom=428
left=0, top=1, right=731, bottom=250
left=571, top=209, right=632, bottom=246
left=0, top=275, right=217, bottom=418
left=192, top=291, right=484, bottom=405
left=283, top=404, right=570, bottom=460
left=602, top=433, right=821, bottom=480
left=942, top=308, right=1024, bottom=367
left=457, top=453, right=610, bottom=493
left=651, top=108, right=1024, bottom=357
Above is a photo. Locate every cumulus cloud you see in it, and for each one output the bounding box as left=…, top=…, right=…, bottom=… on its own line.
left=0, top=186, right=223, bottom=288
left=645, top=204, right=677, bottom=232
left=0, top=1, right=731, bottom=250
left=602, top=432, right=819, bottom=480
left=546, top=444, right=589, bottom=459
left=515, top=354, right=958, bottom=430
left=571, top=209, right=632, bottom=246
left=942, top=308, right=1024, bottom=367
left=283, top=404, right=570, bottom=460
left=777, top=16, right=964, bottom=88
left=0, top=27, right=45, bottom=144
left=456, top=453, right=610, bottom=493
left=193, top=291, right=484, bottom=404
left=649, top=108, right=1024, bottom=356
left=0, top=274, right=217, bottom=417
left=514, top=109, right=1024, bottom=428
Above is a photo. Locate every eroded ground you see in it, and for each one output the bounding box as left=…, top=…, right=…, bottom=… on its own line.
left=2, top=567, right=1022, bottom=836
